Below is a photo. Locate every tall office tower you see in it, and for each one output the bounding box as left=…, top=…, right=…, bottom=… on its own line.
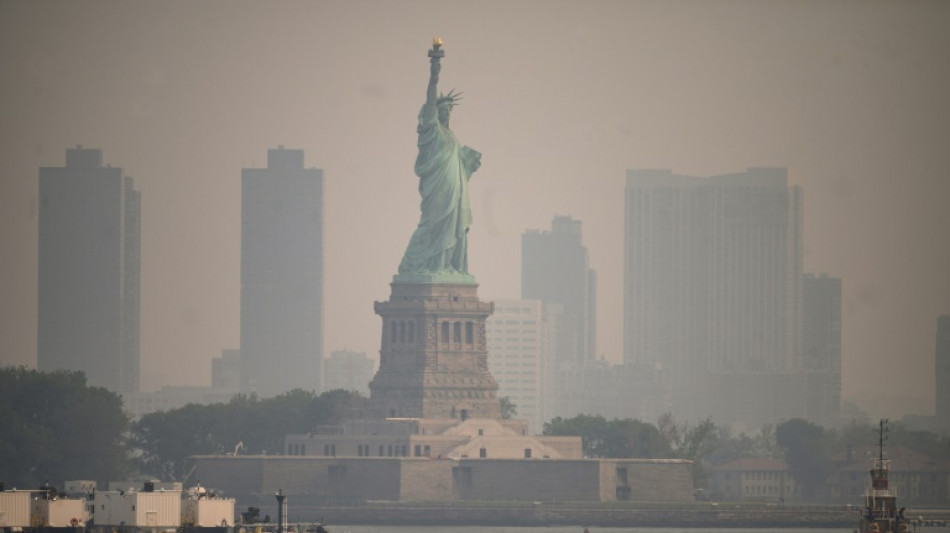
left=324, top=350, right=376, bottom=396
left=937, top=315, right=950, bottom=426
left=624, top=168, right=803, bottom=427
left=803, top=274, right=842, bottom=427
left=240, top=147, right=324, bottom=396
left=38, top=146, right=140, bottom=394
left=522, top=216, right=597, bottom=368
left=487, top=299, right=544, bottom=433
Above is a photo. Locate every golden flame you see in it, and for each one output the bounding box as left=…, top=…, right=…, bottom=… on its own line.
left=433, top=36, right=443, bottom=47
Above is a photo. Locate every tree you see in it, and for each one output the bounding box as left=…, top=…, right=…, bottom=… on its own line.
left=499, top=396, right=517, bottom=419
left=544, top=414, right=611, bottom=457
left=776, top=418, right=833, bottom=500
left=657, top=413, right=720, bottom=488
left=0, top=367, right=131, bottom=488
left=706, top=423, right=778, bottom=467
left=608, top=418, right=672, bottom=458
left=131, top=389, right=367, bottom=480
left=543, top=415, right=671, bottom=459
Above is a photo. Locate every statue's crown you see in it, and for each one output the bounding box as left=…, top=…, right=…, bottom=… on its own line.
left=437, top=89, right=462, bottom=108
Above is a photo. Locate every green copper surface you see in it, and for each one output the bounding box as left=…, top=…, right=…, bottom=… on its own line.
left=397, top=40, right=481, bottom=280
left=392, top=270, right=476, bottom=285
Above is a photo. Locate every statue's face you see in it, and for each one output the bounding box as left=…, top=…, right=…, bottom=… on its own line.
left=438, top=105, right=451, bottom=124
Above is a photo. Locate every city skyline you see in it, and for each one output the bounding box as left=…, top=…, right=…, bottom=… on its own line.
left=1, top=1, right=949, bottom=421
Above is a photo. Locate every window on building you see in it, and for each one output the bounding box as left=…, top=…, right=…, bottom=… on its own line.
left=454, top=322, right=462, bottom=344
left=616, top=467, right=628, bottom=485
left=442, top=322, right=450, bottom=345
left=466, top=322, right=473, bottom=343
left=391, top=322, right=397, bottom=343
left=479, top=447, right=487, bottom=458
left=415, top=445, right=422, bottom=457
left=524, top=448, right=532, bottom=458
left=409, top=321, right=415, bottom=343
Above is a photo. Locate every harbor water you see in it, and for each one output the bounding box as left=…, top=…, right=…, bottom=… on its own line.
left=330, top=527, right=949, bottom=533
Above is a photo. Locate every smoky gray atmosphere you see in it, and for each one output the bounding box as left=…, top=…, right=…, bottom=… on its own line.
left=1, top=0, right=949, bottom=422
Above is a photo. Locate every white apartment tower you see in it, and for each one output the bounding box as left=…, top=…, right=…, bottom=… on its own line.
left=624, top=168, right=804, bottom=428
left=486, top=299, right=545, bottom=433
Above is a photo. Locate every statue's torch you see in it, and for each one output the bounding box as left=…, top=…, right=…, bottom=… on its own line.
left=428, top=36, right=444, bottom=59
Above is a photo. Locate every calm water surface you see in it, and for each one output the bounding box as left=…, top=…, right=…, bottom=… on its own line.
left=329, top=525, right=856, bottom=533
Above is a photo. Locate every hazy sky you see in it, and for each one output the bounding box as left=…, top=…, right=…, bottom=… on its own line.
left=1, top=0, right=948, bottom=421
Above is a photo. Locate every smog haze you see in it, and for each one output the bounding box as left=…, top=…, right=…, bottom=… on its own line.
left=1, top=0, right=948, bottom=420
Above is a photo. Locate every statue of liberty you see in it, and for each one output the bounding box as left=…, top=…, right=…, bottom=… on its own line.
left=397, top=38, right=481, bottom=280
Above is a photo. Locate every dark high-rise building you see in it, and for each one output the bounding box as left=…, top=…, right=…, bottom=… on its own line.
left=624, top=168, right=803, bottom=428
left=38, top=146, right=140, bottom=393
left=240, top=147, right=323, bottom=396
left=522, top=216, right=596, bottom=366
left=937, top=315, right=950, bottom=424
left=522, top=215, right=597, bottom=418
left=803, top=273, right=842, bottom=427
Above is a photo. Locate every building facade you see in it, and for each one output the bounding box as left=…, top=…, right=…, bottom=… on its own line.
left=486, top=299, right=544, bottom=433
left=803, top=273, right=842, bottom=427
left=240, top=147, right=324, bottom=397
left=624, top=168, right=803, bottom=428
left=38, top=146, right=140, bottom=394
left=369, top=282, right=500, bottom=420
left=522, top=215, right=597, bottom=418
left=191, top=454, right=693, bottom=506
left=710, top=458, right=800, bottom=502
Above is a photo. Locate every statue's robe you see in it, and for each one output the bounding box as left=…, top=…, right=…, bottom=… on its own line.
left=399, top=102, right=480, bottom=274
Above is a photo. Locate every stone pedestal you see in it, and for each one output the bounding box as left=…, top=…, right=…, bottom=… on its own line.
left=369, top=281, right=501, bottom=420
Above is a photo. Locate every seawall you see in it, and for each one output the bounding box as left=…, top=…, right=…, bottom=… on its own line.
left=236, top=498, right=861, bottom=528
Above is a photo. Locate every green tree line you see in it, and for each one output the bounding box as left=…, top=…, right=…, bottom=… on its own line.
left=543, top=413, right=950, bottom=494
left=0, top=367, right=365, bottom=488
left=0, top=367, right=131, bottom=488
left=131, top=388, right=366, bottom=480
left=4, top=367, right=948, bottom=500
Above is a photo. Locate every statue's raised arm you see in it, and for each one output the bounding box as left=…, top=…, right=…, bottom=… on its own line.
left=425, top=37, right=444, bottom=108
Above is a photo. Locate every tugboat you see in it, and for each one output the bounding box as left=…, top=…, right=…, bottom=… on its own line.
left=857, top=419, right=909, bottom=533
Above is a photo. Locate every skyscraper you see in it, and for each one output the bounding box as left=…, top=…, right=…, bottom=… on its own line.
left=937, top=315, right=950, bottom=425
left=240, top=147, right=323, bottom=396
left=803, top=273, right=842, bottom=427
left=624, top=168, right=803, bottom=427
left=38, top=146, right=140, bottom=393
left=522, top=215, right=597, bottom=419
left=522, top=216, right=596, bottom=367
